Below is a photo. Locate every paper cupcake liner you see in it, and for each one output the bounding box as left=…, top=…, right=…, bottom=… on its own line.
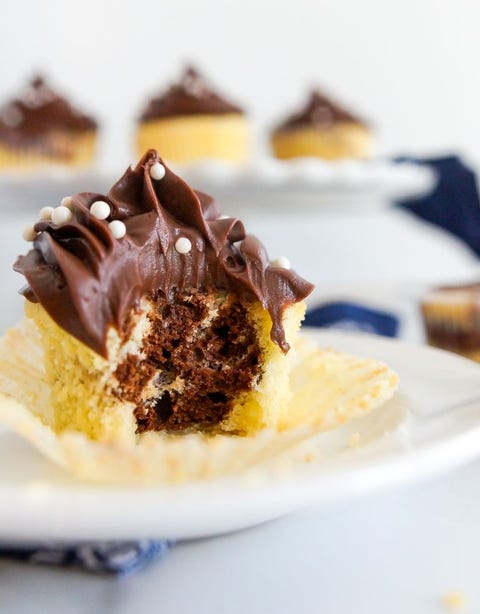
left=0, top=320, right=398, bottom=484
left=271, top=123, right=372, bottom=161
left=421, top=294, right=480, bottom=360
left=0, top=131, right=97, bottom=173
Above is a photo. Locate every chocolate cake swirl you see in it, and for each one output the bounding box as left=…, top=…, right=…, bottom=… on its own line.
left=139, top=66, right=243, bottom=122
left=15, top=150, right=313, bottom=358
left=0, top=76, right=97, bottom=148
left=275, top=89, right=365, bottom=132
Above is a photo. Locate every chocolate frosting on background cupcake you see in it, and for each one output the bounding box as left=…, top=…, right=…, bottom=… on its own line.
left=0, top=76, right=97, bottom=149
left=139, top=66, right=244, bottom=121
left=275, top=89, right=366, bottom=132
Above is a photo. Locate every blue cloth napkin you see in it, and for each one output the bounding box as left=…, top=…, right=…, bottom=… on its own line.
left=304, top=301, right=400, bottom=337
left=396, top=155, right=480, bottom=258
left=0, top=540, right=170, bottom=576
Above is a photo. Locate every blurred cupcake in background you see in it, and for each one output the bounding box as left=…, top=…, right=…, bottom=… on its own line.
left=136, top=66, right=249, bottom=164
left=271, top=89, right=372, bottom=161
left=0, top=75, right=98, bottom=172
left=421, top=284, right=480, bottom=361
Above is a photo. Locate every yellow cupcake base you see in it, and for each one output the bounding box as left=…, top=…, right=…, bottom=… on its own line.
left=271, top=123, right=372, bottom=161
left=0, top=317, right=398, bottom=484
left=24, top=299, right=305, bottom=444
left=136, top=114, right=249, bottom=164
left=0, top=130, right=97, bottom=172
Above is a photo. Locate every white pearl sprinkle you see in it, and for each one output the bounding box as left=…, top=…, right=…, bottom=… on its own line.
left=175, top=237, right=192, bottom=254
left=272, top=256, right=291, bottom=270
left=60, top=196, right=74, bottom=210
left=22, top=225, right=37, bottom=241
left=90, top=200, right=111, bottom=220
left=39, top=206, right=54, bottom=220
left=51, top=206, right=73, bottom=226
left=150, top=162, right=166, bottom=181
left=109, top=220, right=126, bottom=239
left=2, top=104, right=23, bottom=128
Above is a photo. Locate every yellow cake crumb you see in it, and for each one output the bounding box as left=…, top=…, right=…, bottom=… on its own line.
left=442, top=591, right=466, bottom=610
left=349, top=432, right=361, bottom=448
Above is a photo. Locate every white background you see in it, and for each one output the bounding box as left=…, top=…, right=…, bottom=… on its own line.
left=3, top=3, right=480, bottom=612
left=2, top=0, right=480, bottom=168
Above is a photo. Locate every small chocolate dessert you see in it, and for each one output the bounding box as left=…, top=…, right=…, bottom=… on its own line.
left=0, top=75, right=97, bottom=170
left=136, top=66, right=249, bottom=164
left=421, top=283, right=480, bottom=361
left=271, top=89, right=371, bottom=160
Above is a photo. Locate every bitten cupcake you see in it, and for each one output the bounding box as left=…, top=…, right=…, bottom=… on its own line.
left=0, top=75, right=97, bottom=171
left=421, top=283, right=480, bottom=361
left=15, top=149, right=313, bottom=443
left=271, top=89, right=372, bottom=161
left=136, top=66, right=249, bottom=164
left=0, top=148, right=398, bottom=483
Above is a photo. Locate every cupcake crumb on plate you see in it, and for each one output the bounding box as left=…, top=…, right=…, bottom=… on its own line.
left=442, top=590, right=467, bottom=610
left=349, top=431, right=361, bottom=448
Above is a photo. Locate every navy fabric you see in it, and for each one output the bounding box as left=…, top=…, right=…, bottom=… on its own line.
left=396, top=155, right=480, bottom=258
left=0, top=540, right=170, bottom=576
left=304, top=301, right=400, bottom=337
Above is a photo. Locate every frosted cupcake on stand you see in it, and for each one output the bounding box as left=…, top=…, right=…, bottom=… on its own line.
left=0, top=76, right=98, bottom=172
left=271, top=89, right=372, bottom=161
left=136, top=66, right=249, bottom=164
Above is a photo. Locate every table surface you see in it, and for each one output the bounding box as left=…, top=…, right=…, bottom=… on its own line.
left=1, top=206, right=480, bottom=613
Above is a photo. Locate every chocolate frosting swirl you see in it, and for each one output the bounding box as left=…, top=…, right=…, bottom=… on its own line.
left=275, top=89, right=365, bottom=132
left=0, top=76, right=97, bottom=148
left=15, top=150, right=313, bottom=358
left=139, top=66, right=244, bottom=122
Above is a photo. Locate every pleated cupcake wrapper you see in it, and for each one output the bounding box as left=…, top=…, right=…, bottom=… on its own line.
left=422, top=301, right=480, bottom=335
left=0, top=131, right=96, bottom=172
left=420, top=297, right=480, bottom=361
left=0, top=320, right=399, bottom=484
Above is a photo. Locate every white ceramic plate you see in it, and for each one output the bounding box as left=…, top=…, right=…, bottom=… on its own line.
left=177, top=157, right=436, bottom=209
left=1, top=329, right=480, bottom=543
left=0, top=158, right=435, bottom=214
